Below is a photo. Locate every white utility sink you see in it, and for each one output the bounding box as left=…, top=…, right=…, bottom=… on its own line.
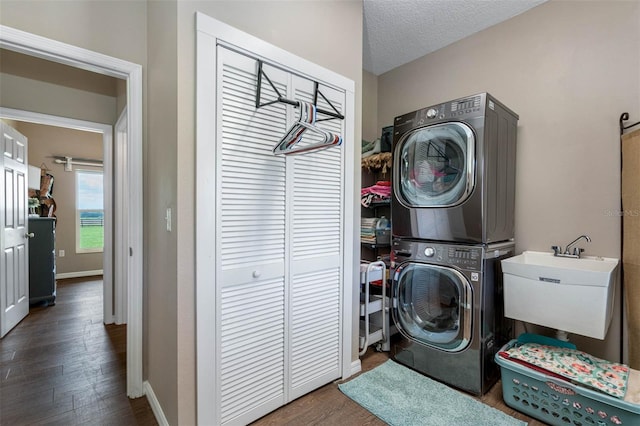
left=501, top=251, right=619, bottom=340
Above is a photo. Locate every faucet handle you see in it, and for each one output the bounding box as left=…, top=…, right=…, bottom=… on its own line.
left=551, top=245, right=561, bottom=256
left=573, top=247, right=585, bottom=257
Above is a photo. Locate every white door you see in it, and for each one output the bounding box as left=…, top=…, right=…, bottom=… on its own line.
left=196, top=13, right=356, bottom=425
left=1, top=122, right=29, bottom=338
left=216, top=49, right=288, bottom=425
left=288, top=74, right=344, bottom=400
left=213, top=47, right=346, bottom=425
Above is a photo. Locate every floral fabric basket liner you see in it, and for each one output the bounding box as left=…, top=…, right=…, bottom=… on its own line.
left=503, top=343, right=629, bottom=399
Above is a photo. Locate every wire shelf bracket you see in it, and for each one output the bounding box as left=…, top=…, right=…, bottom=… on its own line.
left=255, top=60, right=344, bottom=122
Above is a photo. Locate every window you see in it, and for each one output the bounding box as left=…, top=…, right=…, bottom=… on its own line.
left=76, top=170, right=104, bottom=253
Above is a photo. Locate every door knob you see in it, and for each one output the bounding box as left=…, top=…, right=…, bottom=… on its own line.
left=25, top=232, right=35, bottom=238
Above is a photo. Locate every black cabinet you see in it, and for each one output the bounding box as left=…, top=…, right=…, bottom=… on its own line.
left=28, top=217, right=56, bottom=306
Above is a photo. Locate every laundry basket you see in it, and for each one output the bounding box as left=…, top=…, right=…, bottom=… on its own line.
left=495, top=339, right=640, bottom=426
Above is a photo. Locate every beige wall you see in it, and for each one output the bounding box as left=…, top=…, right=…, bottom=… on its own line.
left=377, top=0, right=640, bottom=361
left=19, top=122, right=104, bottom=274
left=146, top=1, right=179, bottom=423
left=0, top=1, right=147, bottom=66
left=0, top=71, right=118, bottom=125
left=362, top=70, right=379, bottom=142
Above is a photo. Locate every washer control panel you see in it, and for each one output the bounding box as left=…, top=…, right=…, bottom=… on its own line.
left=423, top=247, right=436, bottom=257
left=394, top=240, right=483, bottom=270
left=445, top=246, right=482, bottom=269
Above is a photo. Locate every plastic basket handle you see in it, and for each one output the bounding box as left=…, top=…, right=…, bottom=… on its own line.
left=546, top=379, right=576, bottom=396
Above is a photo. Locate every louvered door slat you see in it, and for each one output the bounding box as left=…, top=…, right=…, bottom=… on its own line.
left=219, top=58, right=287, bottom=274
left=290, top=85, right=343, bottom=260
left=286, top=79, right=345, bottom=400
left=289, top=268, right=341, bottom=391
left=217, top=49, right=288, bottom=425
left=220, top=277, right=285, bottom=424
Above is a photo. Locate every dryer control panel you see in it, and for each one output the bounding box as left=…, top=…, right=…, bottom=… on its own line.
left=392, top=93, right=486, bottom=143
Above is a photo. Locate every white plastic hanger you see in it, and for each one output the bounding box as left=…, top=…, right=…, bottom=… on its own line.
left=273, top=101, right=343, bottom=156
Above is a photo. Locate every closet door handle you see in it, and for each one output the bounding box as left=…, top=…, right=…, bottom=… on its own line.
left=252, top=270, right=261, bottom=278
left=25, top=232, right=35, bottom=238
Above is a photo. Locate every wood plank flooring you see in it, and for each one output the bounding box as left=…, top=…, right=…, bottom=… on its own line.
left=253, top=342, right=546, bottom=426
left=0, top=277, right=157, bottom=425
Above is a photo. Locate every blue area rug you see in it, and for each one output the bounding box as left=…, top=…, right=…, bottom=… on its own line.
left=339, top=360, right=526, bottom=426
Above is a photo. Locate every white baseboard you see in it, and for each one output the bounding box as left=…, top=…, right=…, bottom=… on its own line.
left=56, top=269, right=103, bottom=279
left=350, top=359, right=362, bottom=376
left=143, top=380, right=169, bottom=426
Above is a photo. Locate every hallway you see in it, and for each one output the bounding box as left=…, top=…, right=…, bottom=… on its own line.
left=0, top=277, right=156, bottom=425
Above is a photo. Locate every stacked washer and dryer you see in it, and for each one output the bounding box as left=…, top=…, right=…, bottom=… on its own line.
left=390, top=93, right=519, bottom=395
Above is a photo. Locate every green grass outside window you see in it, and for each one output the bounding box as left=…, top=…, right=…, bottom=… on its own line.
left=79, top=225, right=104, bottom=250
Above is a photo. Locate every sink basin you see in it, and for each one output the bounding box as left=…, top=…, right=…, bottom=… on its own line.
left=501, top=251, right=619, bottom=339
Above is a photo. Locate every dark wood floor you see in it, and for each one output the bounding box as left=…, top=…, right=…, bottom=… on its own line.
left=0, top=277, right=157, bottom=425
left=253, top=343, right=545, bottom=426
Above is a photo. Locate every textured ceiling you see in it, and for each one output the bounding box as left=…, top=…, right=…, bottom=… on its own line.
left=363, top=0, right=547, bottom=75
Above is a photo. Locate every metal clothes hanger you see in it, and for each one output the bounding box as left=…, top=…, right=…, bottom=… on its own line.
left=273, top=101, right=343, bottom=156
left=275, top=101, right=315, bottom=151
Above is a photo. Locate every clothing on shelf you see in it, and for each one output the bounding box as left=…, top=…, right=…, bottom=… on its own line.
left=360, top=217, right=378, bottom=244
left=361, top=180, right=391, bottom=207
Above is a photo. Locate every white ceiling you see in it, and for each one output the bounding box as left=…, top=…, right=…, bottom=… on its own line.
left=363, top=0, right=547, bottom=75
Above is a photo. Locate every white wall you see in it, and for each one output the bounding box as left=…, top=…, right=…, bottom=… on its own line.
left=377, top=0, right=640, bottom=361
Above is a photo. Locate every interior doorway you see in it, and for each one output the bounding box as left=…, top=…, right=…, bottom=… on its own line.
left=0, top=25, right=144, bottom=398
left=0, top=110, right=114, bottom=321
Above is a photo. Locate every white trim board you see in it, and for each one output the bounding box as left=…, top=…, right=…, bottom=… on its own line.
left=143, top=381, right=170, bottom=426
left=0, top=25, right=144, bottom=399
left=56, top=270, right=104, bottom=280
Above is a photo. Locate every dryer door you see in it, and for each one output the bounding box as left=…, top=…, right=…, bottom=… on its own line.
left=395, top=122, right=475, bottom=208
left=393, top=262, right=472, bottom=352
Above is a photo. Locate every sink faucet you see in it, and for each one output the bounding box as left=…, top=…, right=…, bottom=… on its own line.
left=552, top=235, right=591, bottom=258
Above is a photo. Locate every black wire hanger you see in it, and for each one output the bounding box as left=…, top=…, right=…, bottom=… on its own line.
left=255, top=60, right=344, bottom=122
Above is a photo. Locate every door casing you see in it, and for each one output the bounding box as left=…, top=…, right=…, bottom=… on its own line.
left=0, top=25, right=144, bottom=398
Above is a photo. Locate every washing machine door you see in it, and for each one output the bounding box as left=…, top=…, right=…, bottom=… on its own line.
left=393, top=262, right=473, bottom=352
left=395, top=122, right=475, bottom=208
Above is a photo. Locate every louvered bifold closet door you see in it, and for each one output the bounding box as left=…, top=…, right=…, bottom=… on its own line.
left=287, top=76, right=345, bottom=400
left=216, top=47, right=288, bottom=425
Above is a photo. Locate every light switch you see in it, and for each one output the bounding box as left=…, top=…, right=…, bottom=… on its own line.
left=59, top=249, right=65, bottom=257
left=165, top=208, right=172, bottom=232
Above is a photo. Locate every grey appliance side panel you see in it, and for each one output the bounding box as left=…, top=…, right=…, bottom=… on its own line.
left=483, top=98, right=519, bottom=243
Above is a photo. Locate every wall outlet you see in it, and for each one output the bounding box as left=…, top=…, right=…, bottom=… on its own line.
left=59, top=249, right=65, bottom=257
